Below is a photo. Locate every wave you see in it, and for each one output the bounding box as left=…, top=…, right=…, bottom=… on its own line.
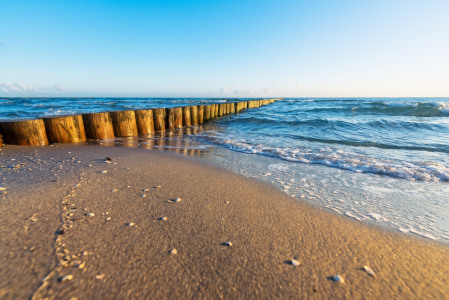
left=204, top=136, right=449, bottom=182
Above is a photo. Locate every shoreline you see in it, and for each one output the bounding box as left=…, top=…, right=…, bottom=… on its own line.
left=1, top=144, right=448, bottom=299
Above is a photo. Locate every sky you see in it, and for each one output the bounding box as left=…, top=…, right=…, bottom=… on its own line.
left=0, top=0, right=448, bottom=98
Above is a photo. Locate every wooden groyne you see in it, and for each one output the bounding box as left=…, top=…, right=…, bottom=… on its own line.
left=0, top=99, right=281, bottom=146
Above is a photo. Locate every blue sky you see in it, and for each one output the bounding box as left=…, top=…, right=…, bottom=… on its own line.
left=0, top=0, right=448, bottom=97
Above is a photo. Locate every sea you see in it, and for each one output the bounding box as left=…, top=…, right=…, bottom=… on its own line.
left=2, top=97, right=449, bottom=243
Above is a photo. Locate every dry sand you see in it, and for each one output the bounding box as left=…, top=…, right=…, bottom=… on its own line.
left=0, top=144, right=448, bottom=299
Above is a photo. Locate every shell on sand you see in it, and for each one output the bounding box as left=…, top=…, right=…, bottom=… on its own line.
left=224, top=242, right=232, bottom=246
left=332, top=275, right=344, bottom=283
left=87, top=213, right=95, bottom=217
left=105, top=217, right=111, bottom=221
left=96, top=274, right=105, bottom=280
left=61, top=274, right=73, bottom=282
left=143, top=189, right=149, bottom=192
left=128, top=222, right=135, bottom=226
left=0, top=187, right=6, bottom=191
left=155, top=186, right=161, bottom=189
left=174, top=198, right=181, bottom=202
left=170, top=249, right=177, bottom=254
left=101, top=171, right=107, bottom=174
left=364, top=266, right=375, bottom=276
left=291, top=259, right=300, bottom=266
left=160, top=217, right=167, bottom=221
left=141, top=195, right=146, bottom=197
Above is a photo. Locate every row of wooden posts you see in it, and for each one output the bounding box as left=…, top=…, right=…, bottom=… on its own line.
left=0, top=99, right=279, bottom=147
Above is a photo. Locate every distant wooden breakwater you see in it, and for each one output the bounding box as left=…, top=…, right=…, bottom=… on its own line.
left=0, top=99, right=280, bottom=147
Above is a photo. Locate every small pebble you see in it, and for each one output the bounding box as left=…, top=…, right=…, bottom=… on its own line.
left=105, top=157, right=113, bottom=161
left=96, top=274, right=105, bottom=280
left=60, top=274, right=73, bottom=282
left=0, top=187, right=6, bottom=191
left=112, top=189, right=116, bottom=192
left=224, top=201, right=229, bottom=204
left=82, top=251, right=88, bottom=256
left=88, top=165, right=92, bottom=167
left=77, top=262, right=85, bottom=269
left=105, top=217, right=111, bottom=221
left=364, top=266, right=375, bottom=276
left=332, top=275, right=344, bottom=283
left=101, top=171, right=107, bottom=174
left=223, top=242, right=232, bottom=247
left=291, top=259, right=300, bottom=266
left=126, top=186, right=131, bottom=188
left=141, top=195, right=146, bottom=197
left=155, top=186, right=161, bottom=189
left=87, top=213, right=95, bottom=217
left=128, top=223, right=135, bottom=226
left=159, top=217, right=167, bottom=221
left=143, top=189, right=149, bottom=192
left=174, top=198, right=181, bottom=202
left=169, top=249, right=177, bottom=255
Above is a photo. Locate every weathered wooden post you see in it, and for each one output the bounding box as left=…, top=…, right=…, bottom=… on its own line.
left=183, top=106, right=191, bottom=127
left=218, top=104, right=225, bottom=116
left=41, top=115, right=86, bottom=143
left=230, top=103, right=236, bottom=113
left=174, top=107, right=183, bottom=128
left=210, top=104, right=216, bottom=118
left=190, top=106, right=198, bottom=126
left=244, top=101, right=248, bottom=109
left=82, top=112, right=115, bottom=140
left=110, top=110, right=138, bottom=137
left=135, top=109, right=155, bottom=134
left=203, top=105, right=211, bottom=121
left=74, top=115, right=87, bottom=141
left=215, top=104, right=219, bottom=117
left=0, top=134, right=3, bottom=147
left=198, top=105, right=204, bottom=124
left=165, top=108, right=175, bottom=130
left=248, top=101, right=255, bottom=108
left=153, top=108, right=166, bottom=132
left=0, top=119, right=49, bottom=146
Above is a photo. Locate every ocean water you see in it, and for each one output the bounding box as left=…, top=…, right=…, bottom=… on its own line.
left=2, top=97, right=449, bottom=242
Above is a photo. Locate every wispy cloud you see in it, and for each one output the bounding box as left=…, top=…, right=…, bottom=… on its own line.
left=0, top=82, right=42, bottom=93
left=220, top=86, right=227, bottom=94
left=234, top=89, right=242, bottom=94
left=263, top=84, right=277, bottom=93
left=0, top=41, right=6, bottom=48
left=54, top=84, right=65, bottom=91
left=234, top=89, right=253, bottom=94
left=292, top=83, right=302, bottom=90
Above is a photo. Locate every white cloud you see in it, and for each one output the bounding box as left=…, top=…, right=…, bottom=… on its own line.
left=220, top=86, right=227, bottom=94
left=292, top=83, right=302, bottom=90
left=0, top=82, right=42, bottom=93
left=263, top=84, right=277, bottom=93
left=234, top=89, right=243, bottom=94
left=54, top=84, right=65, bottom=91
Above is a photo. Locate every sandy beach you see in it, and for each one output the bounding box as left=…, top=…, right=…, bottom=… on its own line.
left=0, top=144, right=448, bottom=299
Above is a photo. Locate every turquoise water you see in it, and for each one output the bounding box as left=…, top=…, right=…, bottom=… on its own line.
left=2, top=97, right=449, bottom=242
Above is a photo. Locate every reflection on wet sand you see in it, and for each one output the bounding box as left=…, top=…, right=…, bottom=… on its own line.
left=88, top=125, right=219, bottom=158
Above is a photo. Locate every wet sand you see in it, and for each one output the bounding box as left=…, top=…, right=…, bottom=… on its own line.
left=0, top=144, right=448, bottom=299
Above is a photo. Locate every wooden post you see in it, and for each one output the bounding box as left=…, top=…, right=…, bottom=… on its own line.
left=110, top=110, right=138, bottom=137
left=0, top=119, right=49, bottom=146
left=41, top=115, right=86, bottom=143
left=135, top=109, right=155, bottom=134
left=153, top=108, right=166, bottom=132
left=215, top=104, right=219, bottom=117
left=218, top=104, right=225, bottom=116
left=230, top=103, right=236, bottom=113
left=174, top=107, right=183, bottom=128
left=210, top=104, right=216, bottom=118
left=248, top=101, right=255, bottom=108
left=198, top=105, right=204, bottom=124
left=82, top=112, right=115, bottom=140
left=203, top=105, right=211, bottom=121
left=244, top=101, right=248, bottom=109
left=190, top=106, right=198, bottom=126
left=183, top=106, right=191, bottom=127
left=0, top=134, right=3, bottom=147
left=165, top=108, right=175, bottom=130
left=73, top=114, right=87, bottom=141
